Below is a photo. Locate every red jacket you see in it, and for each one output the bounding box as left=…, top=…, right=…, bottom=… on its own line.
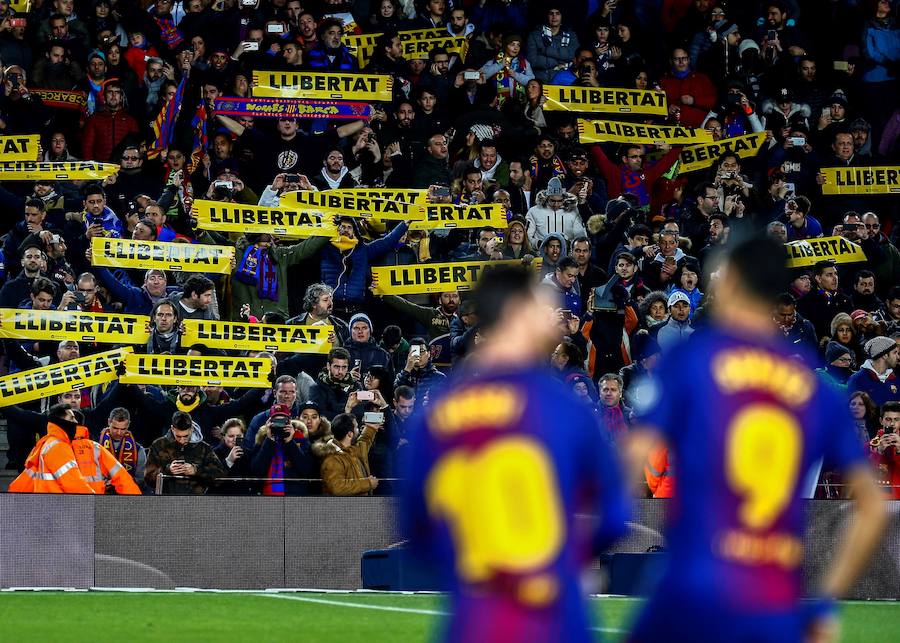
left=591, top=145, right=682, bottom=207
left=81, top=109, right=140, bottom=162
left=659, top=71, right=717, bottom=127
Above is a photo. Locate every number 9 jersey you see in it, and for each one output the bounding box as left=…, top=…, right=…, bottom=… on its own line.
left=630, top=326, right=867, bottom=642
left=401, top=366, right=631, bottom=643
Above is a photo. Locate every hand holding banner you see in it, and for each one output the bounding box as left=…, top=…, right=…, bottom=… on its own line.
left=577, top=119, right=713, bottom=145
left=0, top=347, right=131, bottom=408
left=0, top=161, right=119, bottom=180
left=181, top=320, right=333, bottom=354
left=213, top=97, right=371, bottom=120
left=252, top=71, right=392, bottom=102
left=91, top=237, right=235, bottom=274
left=819, top=166, right=900, bottom=195
left=371, top=259, right=535, bottom=295
left=0, top=309, right=150, bottom=344
left=192, top=200, right=337, bottom=237
left=785, top=236, right=867, bottom=268
left=543, top=85, right=667, bottom=116
left=119, top=354, right=272, bottom=388
left=0, top=135, right=40, bottom=161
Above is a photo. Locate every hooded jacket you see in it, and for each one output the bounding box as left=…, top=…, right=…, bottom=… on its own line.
left=525, top=189, right=586, bottom=246
left=656, top=316, right=695, bottom=350
left=9, top=420, right=96, bottom=494
left=541, top=271, right=583, bottom=316
left=321, top=424, right=378, bottom=496
left=538, top=232, right=568, bottom=276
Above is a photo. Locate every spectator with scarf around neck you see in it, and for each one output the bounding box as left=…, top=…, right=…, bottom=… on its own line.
left=251, top=404, right=312, bottom=496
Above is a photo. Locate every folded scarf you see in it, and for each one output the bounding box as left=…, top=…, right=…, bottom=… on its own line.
left=331, top=235, right=359, bottom=252
left=236, top=244, right=278, bottom=301
left=99, top=429, right=140, bottom=473
left=264, top=440, right=286, bottom=496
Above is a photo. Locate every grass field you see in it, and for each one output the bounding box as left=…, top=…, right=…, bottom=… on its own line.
left=1, top=591, right=898, bottom=642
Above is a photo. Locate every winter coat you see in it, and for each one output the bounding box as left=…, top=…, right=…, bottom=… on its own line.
left=251, top=432, right=312, bottom=496
left=524, top=190, right=587, bottom=246
left=320, top=222, right=409, bottom=306
left=382, top=296, right=456, bottom=342
left=144, top=428, right=226, bottom=495
left=321, top=425, right=377, bottom=496
left=659, top=71, right=717, bottom=127
left=346, top=338, right=394, bottom=381
left=526, top=27, right=580, bottom=83
left=848, top=360, right=900, bottom=407
left=81, top=109, right=140, bottom=162
left=308, top=373, right=361, bottom=421
left=541, top=272, right=583, bottom=316
left=861, top=18, right=900, bottom=83
left=394, top=364, right=446, bottom=402
left=94, top=266, right=158, bottom=315
left=656, top=317, right=694, bottom=350
left=8, top=421, right=95, bottom=494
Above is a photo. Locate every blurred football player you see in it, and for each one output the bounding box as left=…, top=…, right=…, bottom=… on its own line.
left=627, top=235, right=887, bottom=643
left=402, top=265, right=630, bottom=642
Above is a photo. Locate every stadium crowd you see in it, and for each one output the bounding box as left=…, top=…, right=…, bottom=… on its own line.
left=1, top=0, right=900, bottom=497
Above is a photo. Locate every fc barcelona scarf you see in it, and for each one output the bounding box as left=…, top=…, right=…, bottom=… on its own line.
left=99, top=429, right=139, bottom=473
left=264, top=441, right=286, bottom=496
left=236, top=245, right=278, bottom=301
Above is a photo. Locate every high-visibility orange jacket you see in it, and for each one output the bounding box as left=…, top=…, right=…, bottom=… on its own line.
left=644, top=445, right=675, bottom=498
left=9, top=422, right=96, bottom=494
left=72, top=427, right=141, bottom=495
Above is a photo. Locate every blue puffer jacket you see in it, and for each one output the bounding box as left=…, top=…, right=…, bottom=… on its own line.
left=320, top=222, right=409, bottom=306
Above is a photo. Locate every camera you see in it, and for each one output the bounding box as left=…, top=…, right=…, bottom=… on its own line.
left=284, top=173, right=300, bottom=183
left=357, top=390, right=374, bottom=401
left=74, top=291, right=86, bottom=305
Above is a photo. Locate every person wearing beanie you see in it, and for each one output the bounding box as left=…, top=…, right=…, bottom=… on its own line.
left=818, top=341, right=856, bottom=386
left=346, top=313, right=394, bottom=383
left=655, top=290, right=695, bottom=350
left=847, top=335, right=900, bottom=405
left=524, top=176, right=587, bottom=246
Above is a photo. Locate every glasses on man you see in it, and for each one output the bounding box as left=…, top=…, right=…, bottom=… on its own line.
left=866, top=223, right=880, bottom=229
left=122, top=155, right=140, bottom=161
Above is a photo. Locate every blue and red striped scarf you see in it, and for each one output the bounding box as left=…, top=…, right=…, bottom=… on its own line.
left=263, top=441, right=285, bottom=496
left=236, top=244, right=278, bottom=301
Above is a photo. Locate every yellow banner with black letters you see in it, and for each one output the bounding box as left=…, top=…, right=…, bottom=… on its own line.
left=543, top=85, right=668, bottom=116
left=372, top=259, right=536, bottom=295
left=181, top=319, right=333, bottom=354
left=819, top=166, right=900, bottom=195
left=252, top=70, right=393, bottom=102
left=0, top=347, right=131, bottom=408
left=119, top=353, right=272, bottom=388
left=0, top=309, right=150, bottom=344
left=0, top=161, right=119, bottom=180
left=410, top=203, right=508, bottom=230
left=345, top=28, right=446, bottom=66
left=677, top=132, right=768, bottom=175
left=400, top=35, right=468, bottom=61
left=577, top=119, right=713, bottom=145
left=91, top=237, right=234, bottom=274
left=281, top=189, right=425, bottom=221
left=784, top=235, right=868, bottom=268
left=0, top=135, right=40, bottom=161
left=192, top=200, right=337, bottom=237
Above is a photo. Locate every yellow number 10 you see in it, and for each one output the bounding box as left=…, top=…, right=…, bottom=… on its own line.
left=725, top=404, right=802, bottom=530
left=425, top=437, right=565, bottom=583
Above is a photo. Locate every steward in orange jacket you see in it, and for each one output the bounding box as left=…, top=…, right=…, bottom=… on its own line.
left=644, top=445, right=675, bottom=498
left=72, top=426, right=141, bottom=495
left=9, top=409, right=95, bottom=494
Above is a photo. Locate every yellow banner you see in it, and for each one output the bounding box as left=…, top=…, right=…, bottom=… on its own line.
left=282, top=189, right=425, bottom=221
left=301, top=188, right=429, bottom=204
left=252, top=71, right=392, bottom=102
left=119, top=354, right=272, bottom=388
left=577, top=119, right=713, bottom=145
left=0, top=135, right=40, bottom=161
left=345, top=28, right=445, bottom=66
left=91, top=238, right=234, bottom=274
left=785, top=236, right=868, bottom=268
left=182, top=319, right=333, bottom=354
left=9, top=0, right=30, bottom=13
left=193, top=200, right=336, bottom=237
left=819, top=166, right=900, bottom=195
left=0, top=347, right=131, bottom=408
left=372, top=260, right=532, bottom=295
left=0, top=161, right=119, bottom=180
left=543, top=85, right=667, bottom=116
left=0, top=309, right=150, bottom=344
left=401, top=35, right=468, bottom=61
left=678, top=132, right=767, bottom=175
left=410, top=203, right=508, bottom=230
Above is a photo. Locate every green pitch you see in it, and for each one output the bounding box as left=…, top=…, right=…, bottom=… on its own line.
left=1, top=591, right=897, bottom=642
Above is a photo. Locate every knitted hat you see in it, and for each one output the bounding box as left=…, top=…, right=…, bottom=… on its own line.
left=738, top=39, right=760, bottom=56
left=545, top=176, right=565, bottom=196
left=865, top=336, right=896, bottom=360
left=830, top=93, right=848, bottom=108
left=349, top=312, right=374, bottom=333
left=469, top=123, right=494, bottom=141
left=667, top=291, right=690, bottom=308
left=718, top=23, right=739, bottom=39
left=825, top=341, right=852, bottom=365
left=606, top=196, right=632, bottom=220
left=850, top=309, right=868, bottom=322
left=502, top=33, right=523, bottom=48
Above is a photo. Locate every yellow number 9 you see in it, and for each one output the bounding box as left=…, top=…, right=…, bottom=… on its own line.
left=725, top=404, right=802, bottom=530
left=426, top=437, right=565, bottom=583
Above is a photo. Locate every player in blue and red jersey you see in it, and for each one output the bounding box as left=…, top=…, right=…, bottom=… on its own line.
left=628, top=236, right=887, bottom=643
left=401, top=265, right=631, bottom=643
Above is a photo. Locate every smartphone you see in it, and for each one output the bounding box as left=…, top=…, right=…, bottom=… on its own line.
left=240, top=0, right=256, bottom=5
left=363, top=411, right=385, bottom=424
left=9, top=18, right=26, bottom=28
left=243, top=41, right=259, bottom=51
left=51, top=234, right=62, bottom=244
left=267, top=24, right=285, bottom=33
left=821, top=107, right=832, bottom=119
left=8, top=73, right=20, bottom=89
left=144, top=55, right=151, bottom=62
left=353, top=359, right=362, bottom=370
left=788, top=137, right=806, bottom=146
left=357, top=390, right=374, bottom=401
left=410, top=345, right=422, bottom=359
left=463, top=71, right=480, bottom=81
left=767, top=30, right=777, bottom=41
left=214, top=180, right=234, bottom=190
left=784, top=182, right=795, bottom=196
left=284, top=173, right=300, bottom=183
left=833, top=60, right=849, bottom=71
left=172, top=459, right=185, bottom=466
left=434, top=186, right=450, bottom=197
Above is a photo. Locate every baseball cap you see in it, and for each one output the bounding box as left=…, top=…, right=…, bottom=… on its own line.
left=667, top=291, right=691, bottom=308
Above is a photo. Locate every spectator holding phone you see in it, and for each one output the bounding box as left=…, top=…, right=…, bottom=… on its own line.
left=321, top=412, right=381, bottom=496
left=144, top=411, right=226, bottom=495
left=394, top=337, right=446, bottom=403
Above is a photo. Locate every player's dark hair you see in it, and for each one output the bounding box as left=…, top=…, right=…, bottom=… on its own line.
left=726, top=235, right=789, bottom=303
left=474, top=264, right=536, bottom=332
